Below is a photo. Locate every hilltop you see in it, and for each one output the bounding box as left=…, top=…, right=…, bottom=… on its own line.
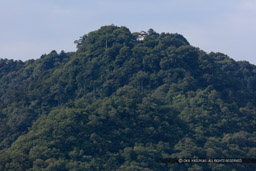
left=0, top=25, right=255, bottom=170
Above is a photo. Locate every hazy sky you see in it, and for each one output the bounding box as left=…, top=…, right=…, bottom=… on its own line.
left=0, top=0, right=256, bottom=64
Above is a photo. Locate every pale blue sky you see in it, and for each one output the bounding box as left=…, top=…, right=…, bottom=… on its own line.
left=0, top=0, right=256, bottom=64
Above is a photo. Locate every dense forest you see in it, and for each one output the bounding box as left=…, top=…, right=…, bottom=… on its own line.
left=0, top=25, right=256, bottom=170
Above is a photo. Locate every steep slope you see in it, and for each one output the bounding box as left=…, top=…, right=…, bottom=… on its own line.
left=0, top=25, right=256, bottom=170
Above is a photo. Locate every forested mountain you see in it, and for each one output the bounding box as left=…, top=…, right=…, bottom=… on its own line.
left=0, top=25, right=256, bottom=170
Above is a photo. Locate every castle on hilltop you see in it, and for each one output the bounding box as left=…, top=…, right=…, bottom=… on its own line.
left=137, top=31, right=148, bottom=41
